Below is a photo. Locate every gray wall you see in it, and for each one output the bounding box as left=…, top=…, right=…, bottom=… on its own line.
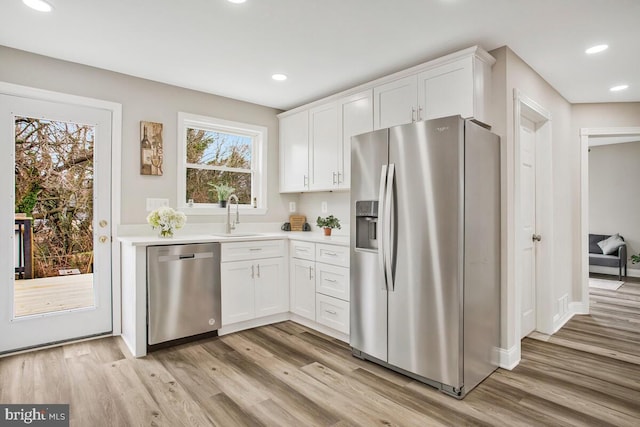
left=589, top=141, right=640, bottom=270
left=489, top=46, right=574, bottom=352
left=0, top=45, right=297, bottom=227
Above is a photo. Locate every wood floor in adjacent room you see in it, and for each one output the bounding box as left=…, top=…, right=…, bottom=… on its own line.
left=1, top=281, right=639, bottom=426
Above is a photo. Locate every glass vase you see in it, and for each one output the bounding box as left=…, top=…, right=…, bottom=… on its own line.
left=159, top=229, right=174, bottom=238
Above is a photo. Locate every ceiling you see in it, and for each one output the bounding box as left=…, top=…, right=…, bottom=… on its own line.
left=1, top=0, right=638, bottom=110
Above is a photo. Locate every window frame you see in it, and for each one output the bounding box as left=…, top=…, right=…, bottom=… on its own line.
left=177, top=112, right=268, bottom=215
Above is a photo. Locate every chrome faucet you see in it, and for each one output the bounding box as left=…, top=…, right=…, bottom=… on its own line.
left=226, top=194, right=240, bottom=234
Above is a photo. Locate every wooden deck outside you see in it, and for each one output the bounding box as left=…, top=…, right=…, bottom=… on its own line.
left=13, top=273, right=95, bottom=317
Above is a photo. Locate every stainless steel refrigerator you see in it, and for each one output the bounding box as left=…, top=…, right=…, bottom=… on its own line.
left=350, top=115, right=500, bottom=398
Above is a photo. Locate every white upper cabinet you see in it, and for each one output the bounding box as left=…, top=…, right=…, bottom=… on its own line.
left=278, top=46, right=494, bottom=193
left=338, top=90, right=373, bottom=189
left=279, top=110, right=309, bottom=192
left=309, top=102, right=339, bottom=191
left=417, top=55, right=492, bottom=124
left=373, top=75, right=418, bottom=130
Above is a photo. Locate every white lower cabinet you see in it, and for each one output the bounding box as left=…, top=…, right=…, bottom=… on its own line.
left=290, top=258, right=316, bottom=320
left=221, top=241, right=287, bottom=326
left=289, top=240, right=350, bottom=337
left=316, top=294, right=350, bottom=335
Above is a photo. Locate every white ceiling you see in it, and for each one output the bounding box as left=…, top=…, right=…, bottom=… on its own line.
left=0, top=0, right=638, bottom=110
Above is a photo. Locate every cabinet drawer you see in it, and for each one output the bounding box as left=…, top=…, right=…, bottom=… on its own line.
left=316, top=243, right=349, bottom=267
left=316, top=294, right=349, bottom=335
left=316, top=263, right=349, bottom=302
left=221, top=240, right=285, bottom=262
left=290, top=240, right=315, bottom=261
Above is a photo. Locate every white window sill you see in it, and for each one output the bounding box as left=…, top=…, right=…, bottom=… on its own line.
left=179, top=205, right=268, bottom=216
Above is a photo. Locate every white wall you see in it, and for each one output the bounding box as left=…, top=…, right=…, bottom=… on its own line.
left=0, top=45, right=298, bottom=229
left=296, top=192, right=350, bottom=234
left=589, top=141, right=640, bottom=272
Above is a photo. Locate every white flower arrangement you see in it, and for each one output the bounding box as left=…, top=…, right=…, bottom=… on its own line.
left=146, top=206, right=186, bottom=237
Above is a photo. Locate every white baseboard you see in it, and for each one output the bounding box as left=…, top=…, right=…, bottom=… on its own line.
left=289, top=314, right=349, bottom=343
left=498, top=344, right=520, bottom=370
left=218, top=313, right=290, bottom=336
left=569, top=301, right=589, bottom=315
left=590, top=265, right=640, bottom=278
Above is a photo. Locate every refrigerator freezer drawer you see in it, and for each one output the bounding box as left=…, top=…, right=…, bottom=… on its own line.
left=290, top=240, right=315, bottom=261
left=316, top=294, right=350, bottom=334
left=316, top=263, right=350, bottom=302
left=316, top=243, right=349, bottom=267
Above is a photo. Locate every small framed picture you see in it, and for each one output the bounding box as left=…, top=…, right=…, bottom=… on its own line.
left=140, top=121, right=163, bottom=176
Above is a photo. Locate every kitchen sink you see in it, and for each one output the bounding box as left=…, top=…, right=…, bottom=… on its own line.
left=211, top=232, right=264, bottom=238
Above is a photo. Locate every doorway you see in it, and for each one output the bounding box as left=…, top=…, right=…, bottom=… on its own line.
left=514, top=90, right=554, bottom=339
left=1, top=93, right=114, bottom=353
left=579, top=127, right=640, bottom=309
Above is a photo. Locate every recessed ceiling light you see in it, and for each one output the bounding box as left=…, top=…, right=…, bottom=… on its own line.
left=22, top=0, right=53, bottom=12
left=610, top=84, right=629, bottom=92
left=585, top=44, right=608, bottom=54
left=272, top=74, right=287, bottom=81
left=227, top=0, right=246, bottom=3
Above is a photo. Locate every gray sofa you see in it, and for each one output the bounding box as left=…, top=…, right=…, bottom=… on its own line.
left=589, top=233, right=627, bottom=280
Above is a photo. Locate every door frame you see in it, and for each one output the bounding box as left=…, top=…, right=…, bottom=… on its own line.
left=579, top=126, right=640, bottom=311
left=0, top=81, right=123, bottom=337
left=513, top=89, right=554, bottom=340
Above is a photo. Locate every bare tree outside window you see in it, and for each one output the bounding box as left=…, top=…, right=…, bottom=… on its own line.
left=185, top=128, right=253, bottom=204
left=14, top=117, right=94, bottom=278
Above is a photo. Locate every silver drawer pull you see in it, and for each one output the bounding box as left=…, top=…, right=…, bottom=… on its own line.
left=324, top=252, right=338, bottom=256
left=257, top=264, right=260, bottom=278
left=325, top=309, right=337, bottom=315
left=249, top=248, right=263, bottom=251
left=325, top=278, right=337, bottom=283
left=251, top=265, right=255, bottom=278
left=309, top=266, right=313, bottom=280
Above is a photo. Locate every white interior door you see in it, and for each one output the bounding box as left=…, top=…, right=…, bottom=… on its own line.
left=0, top=94, right=112, bottom=353
left=520, top=116, right=537, bottom=338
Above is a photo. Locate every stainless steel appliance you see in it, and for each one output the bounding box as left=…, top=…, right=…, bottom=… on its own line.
left=350, top=115, right=500, bottom=398
left=147, top=243, right=221, bottom=346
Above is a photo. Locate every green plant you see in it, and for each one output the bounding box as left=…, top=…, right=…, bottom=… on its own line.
left=631, top=254, right=640, bottom=264
left=208, top=182, right=235, bottom=201
left=316, top=215, right=341, bottom=229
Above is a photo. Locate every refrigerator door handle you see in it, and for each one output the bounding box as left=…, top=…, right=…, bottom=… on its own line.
left=378, top=164, right=388, bottom=290
left=385, top=163, right=396, bottom=291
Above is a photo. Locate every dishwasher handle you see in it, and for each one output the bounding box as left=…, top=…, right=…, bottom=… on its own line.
left=158, top=252, right=214, bottom=262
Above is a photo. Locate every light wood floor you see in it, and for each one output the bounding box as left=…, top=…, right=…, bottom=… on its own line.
left=1, top=280, right=639, bottom=426
left=13, top=274, right=94, bottom=317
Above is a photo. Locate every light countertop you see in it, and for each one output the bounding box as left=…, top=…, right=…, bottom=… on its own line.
left=118, top=231, right=349, bottom=247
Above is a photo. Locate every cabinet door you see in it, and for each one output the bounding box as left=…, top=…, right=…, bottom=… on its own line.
left=309, top=102, right=339, bottom=191
left=417, top=56, right=474, bottom=121
left=221, top=260, right=254, bottom=325
left=254, top=258, right=288, bottom=318
left=290, top=258, right=316, bottom=320
left=338, top=90, right=373, bottom=189
left=373, top=75, right=417, bottom=130
left=279, top=110, right=309, bottom=192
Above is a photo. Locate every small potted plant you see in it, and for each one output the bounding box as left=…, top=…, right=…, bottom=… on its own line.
left=208, top=182, right=235, bottom=207
left=316, top=215, right=341, bottom=236
left=631, top=254, right=640, bottom=264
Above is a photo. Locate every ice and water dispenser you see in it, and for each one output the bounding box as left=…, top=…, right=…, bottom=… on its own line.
left=355, top=200, right=378, bottom=250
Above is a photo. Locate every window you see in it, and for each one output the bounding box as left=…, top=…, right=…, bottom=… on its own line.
left=178, top=113, right=267, bottom=214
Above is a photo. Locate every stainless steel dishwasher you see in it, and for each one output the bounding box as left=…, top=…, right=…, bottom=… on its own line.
left=147, top=243, right=221, bottom=346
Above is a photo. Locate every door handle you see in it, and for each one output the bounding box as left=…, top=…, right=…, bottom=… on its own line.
left=385, top=163, right=395, bottom=291
left=309, top=266, right=313, bottom=280
left=532, top=234, right=542, bottom=242
left=256, top=264, right=260, bottom=278
left=411, top=108, right=416, bottom=122
left=378, top=165, right=388, bottom=290
left=333, top=172, right=337, bottom=185
left=251, top=265, right=255, bottom=279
